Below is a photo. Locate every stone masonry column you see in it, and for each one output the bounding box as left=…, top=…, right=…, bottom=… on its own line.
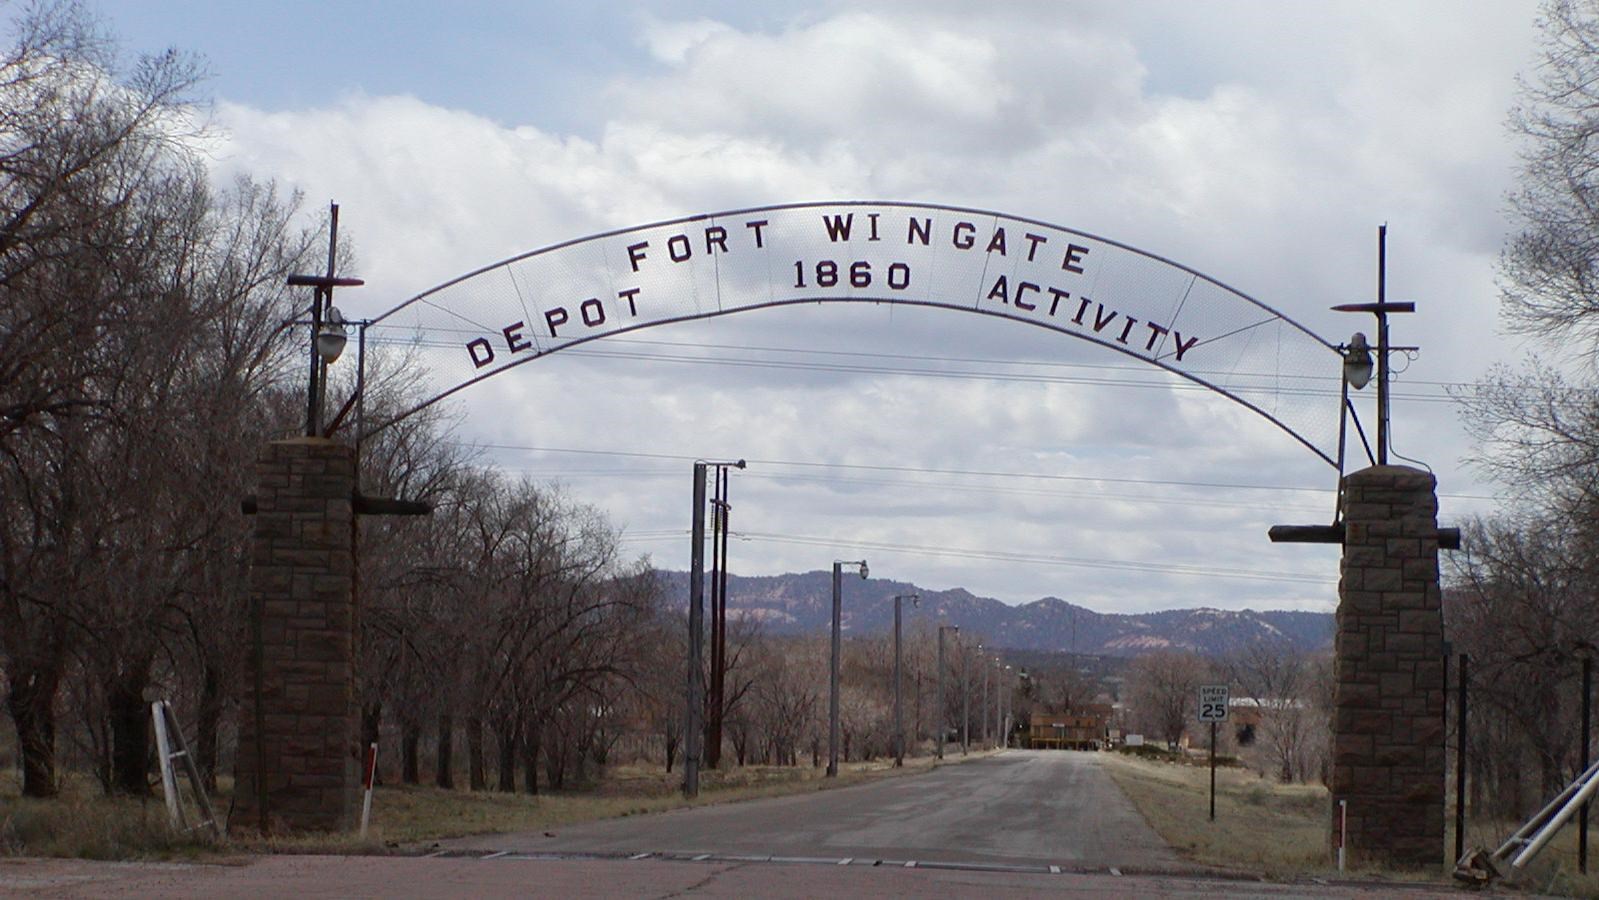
left=233, top=437, right=359, bottom=833
left=1330, top=465, right=1445, bottom=868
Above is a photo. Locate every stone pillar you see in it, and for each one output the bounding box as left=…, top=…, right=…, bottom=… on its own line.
left=233, top=437, right=359, bottom=834
left=1330, top=465, right=1445, bottom=868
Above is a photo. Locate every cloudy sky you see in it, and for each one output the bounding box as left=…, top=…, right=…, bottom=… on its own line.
left=104, top=1, right=1544, bottom=614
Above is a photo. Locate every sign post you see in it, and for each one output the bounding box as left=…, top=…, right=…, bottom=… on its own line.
left=1198, top=684, right=1229, bottom=822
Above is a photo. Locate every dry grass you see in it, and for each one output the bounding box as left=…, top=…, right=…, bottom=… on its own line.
left=1100, top=751, right=1335, bottom=877
left=1102, top=751, right=1599, bottom=896
left=0, top=772, right=215, bottom=860
left=1, top=752, right=987, bottom=859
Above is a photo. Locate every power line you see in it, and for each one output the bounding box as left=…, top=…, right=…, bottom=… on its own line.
left=461, top=441, right=1501, bottom=502
left=612, top=527, right=1335, bottom=585
left=730, top=530, right=1337, bottom=586
left=492, top=464, right=1338, bottom=515
left=370, top=329, right=1522, bottom=404
left=383, top=334, right=1470, bottom=404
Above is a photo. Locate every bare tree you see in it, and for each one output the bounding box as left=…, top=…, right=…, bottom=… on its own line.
left=1225, top=639, right=1326, bottom=782
left=1125, top=650, right=1209, bottom=749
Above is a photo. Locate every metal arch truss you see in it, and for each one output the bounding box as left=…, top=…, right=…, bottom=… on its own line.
left=363, top=200, right=1349, bottom=468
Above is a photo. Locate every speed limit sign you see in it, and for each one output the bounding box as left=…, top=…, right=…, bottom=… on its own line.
left=1198, top=685, right=1229, bottom=722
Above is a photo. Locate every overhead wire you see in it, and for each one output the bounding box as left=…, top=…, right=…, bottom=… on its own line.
left=457, top=440, right=1501, bottom=503
left=664, top=529, right=1338, bottom=586
left=366, top=328, right=1538, bottom=405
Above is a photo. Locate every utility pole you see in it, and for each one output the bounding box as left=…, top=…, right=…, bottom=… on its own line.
left=828, top=559, right=868, bottom=777
left=683, top=459, right=743, bottom=795
left=706, top=466, right=731, bottom=770
left=893, top=594, right=918, bottom=767
left=937, top=624, right=957, bottom=760
left=683, top=462, right=706, bottom=798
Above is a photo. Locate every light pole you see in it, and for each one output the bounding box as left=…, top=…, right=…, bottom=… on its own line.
left=980, top=644, right=989, bottom=748
left=286, top=202, right=362, bottom=438
left=961, top=639, right=970, bottom=755
left=937, top=624, right=958, bottom=760
left=893, top=593, right=919, bottom=767
left=1332, top=225, right=1416, bottom=468
left=1002, top=664, right=1013, bottom=748
left=828, top=559, right=869, bottom=777
left=993, top=655, right=1002, bottom=750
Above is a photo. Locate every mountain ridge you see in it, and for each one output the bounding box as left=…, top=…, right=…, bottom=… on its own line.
left=660, top=570, right=1332, bottom=657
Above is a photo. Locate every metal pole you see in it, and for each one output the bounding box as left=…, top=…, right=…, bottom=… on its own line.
left=1455, top=652, right=1468, bottom=862
left=1209, top=720, right=1218, bottom=822
left=683, top=463, right=707, bottom=798
left=828, top=562, right=842, bottom=777
left=1583, top=655, right=1592, bottom=873
left=1376, top=224, right=1389, bottom=465
left=997, top=671, right=1010, bottom=751
left=707, top=468, right=728, bottom=770
left=305, top=204, right=340, bottom=437
left=961, top=643, right=969, bottom=755
left=982, top=654, right=989, bottom=747
left=305, top=283, right=323, bottom=436
left=984, top=658, right=997, bottom=751
left=717, top=470, right=731, bottom=730
left=937, top=627, right=946, bottom=760
left=894, top=596, right=904, bottom=767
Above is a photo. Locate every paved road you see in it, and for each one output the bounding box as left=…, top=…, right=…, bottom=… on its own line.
left=449, top=750, right=1181, bottom=871
left=0, top=855, right=1465, bottom=898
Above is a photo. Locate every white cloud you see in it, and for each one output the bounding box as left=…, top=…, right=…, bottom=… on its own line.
left=196, top=2, right=1541, bottom=612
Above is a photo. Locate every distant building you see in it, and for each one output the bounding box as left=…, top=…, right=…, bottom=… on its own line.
left=1028, top=707, right=1110, bottom=750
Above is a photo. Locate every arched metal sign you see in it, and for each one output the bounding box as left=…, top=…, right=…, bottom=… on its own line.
left=365, top=201, right=1344, bottom=465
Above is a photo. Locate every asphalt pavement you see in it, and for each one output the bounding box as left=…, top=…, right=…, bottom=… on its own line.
left=1, top=753, right=1476, bottom=897
left=449, top=749, right=1181, bottom=871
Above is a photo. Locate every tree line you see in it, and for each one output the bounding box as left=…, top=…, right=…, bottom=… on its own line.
left=0, top=3, right=1041, bottom=799
left=1445, top=0, right=1599, bottom=821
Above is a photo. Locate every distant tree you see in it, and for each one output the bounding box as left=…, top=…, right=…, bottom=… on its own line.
left=1224, top=639, right=1325, bottom=782
left=1125, top=650, right=1208, bottom=749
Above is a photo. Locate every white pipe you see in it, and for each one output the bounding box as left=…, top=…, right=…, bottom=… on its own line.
left=1513, top=759, right=1599, bottom=870
left=1496, top=756, right=1599, bottom=865
left=152, top=701, right=183, bottom=829
left=359, top=742, right=378, bottom=838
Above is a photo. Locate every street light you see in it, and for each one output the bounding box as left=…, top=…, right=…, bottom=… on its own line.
left=1341, top=332, right=1373, bottom=390
left=317, top=306, right=348, bottom=364
left=828, top=558, right=869, bottom=778
left=1332, top=224, right=1417, bottom=468
left=287, top=203, right=363, bottom=438
left=937, top=624, right=959, bottom=760
left=893, top=593, right=919, bottom=767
